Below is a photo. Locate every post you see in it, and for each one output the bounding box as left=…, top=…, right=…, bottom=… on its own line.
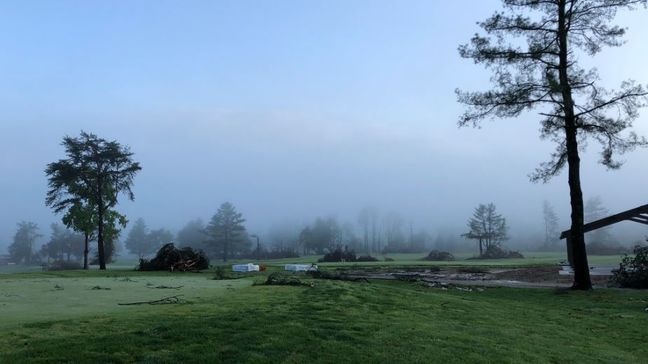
left=250, top=234, right=260, bottom=261
left=566, top=236, right=574, bottom=267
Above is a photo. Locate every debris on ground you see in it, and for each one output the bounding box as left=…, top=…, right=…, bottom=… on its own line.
left=147, top=285, right=183, bottom=290
left=118, top=295, right=186, bottom=306
left=138, top=243, right=209, bottom=272
left=91, top=286, right=111, bottom=290
left=307, top=270, right=370, bottom=283
left=263, top=272, right=314, bottom=287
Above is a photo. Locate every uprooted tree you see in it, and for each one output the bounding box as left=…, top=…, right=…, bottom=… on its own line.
left=457, top=0, right=648, bottom=289
left=139, top=243, right=209, bottom=272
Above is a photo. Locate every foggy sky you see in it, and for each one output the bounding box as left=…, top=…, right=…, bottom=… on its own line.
left=1, top=0, right=647, bottom=251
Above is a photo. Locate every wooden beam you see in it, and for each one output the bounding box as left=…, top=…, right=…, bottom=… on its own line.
left=560, top=204, right=648, bottom=239
left=629, top=217, right=648, bottom=225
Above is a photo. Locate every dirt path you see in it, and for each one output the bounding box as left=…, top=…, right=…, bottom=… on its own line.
left=339, top=266, right=612, bottom=289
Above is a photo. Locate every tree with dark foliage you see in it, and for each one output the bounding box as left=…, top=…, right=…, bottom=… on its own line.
left=457, top=0, right=648, bottom=289
left=176, top=219, right=207, bottom=250
left=124, top=218, right=172, bottom=259
left=205, top=202, right=247, bottom=262
left=40, top=224, right=84, bottom=262
left=542, top=200, right=560, bottom=250
left=463, top=203, right=508, bottom=256
left=46, top=131, right=141, bottom=270
left=62, top=202, right=96, bottom=269
left=8, top=221, right=41, bottom=264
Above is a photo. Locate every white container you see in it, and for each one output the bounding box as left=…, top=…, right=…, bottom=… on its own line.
left=284, top=264, right=310, bottom=272
left=284, top=264, right=318, bottom=272
left=232, top=263, right=260, bottom=272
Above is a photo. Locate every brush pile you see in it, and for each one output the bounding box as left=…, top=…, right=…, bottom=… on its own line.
left=138, top=243, right=209, bottom=272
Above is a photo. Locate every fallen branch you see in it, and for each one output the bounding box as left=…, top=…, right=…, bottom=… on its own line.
left=118, top=295, right=185, bottom=306
left=146, top=285, right=183, bottom=290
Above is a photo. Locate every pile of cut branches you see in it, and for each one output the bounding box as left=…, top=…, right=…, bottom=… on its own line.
left=138, top=243, right=209, bottom=272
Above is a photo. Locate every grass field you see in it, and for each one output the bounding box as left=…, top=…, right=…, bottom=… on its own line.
left=1, top=251, right=627, bottom=275
left=1, top=267, right=647, bottom=363
left=225, top=251, right=627, bottom=268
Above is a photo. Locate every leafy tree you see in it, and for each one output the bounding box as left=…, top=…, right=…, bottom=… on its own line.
left=382, top=212, right=405, bottom=253
left=146, top=228, right=174, bottom=253
left=62, top=201, right=96, bottom=269
left=298, top=226, right=313, bottom=255
left=299, top=217, right=341, bottom=254
left=457, top=0, right=647, bottom=289
left=45, top=131, right=141, bottom=270
left=91, top=210, right=127, bottom=265
left=40, top=224, right=84, bottom=262
left=205, top=202, right=247, bottom=261
left=8, top=222, right=41, bottom=264
left=125, top=218, right=149, bottom=258
left=463, top=203, right=508, bottom=256
left=584, top=196, right=613, bottom=244
left=176, top=219, right=207, bottom=250
left=542, top=201, right=560, bottom=250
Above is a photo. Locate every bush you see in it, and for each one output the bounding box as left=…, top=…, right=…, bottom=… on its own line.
left=46, top=260, right=83, bottom=271
left=384, top=257, right=395, bottom=262
left=318, top=246, right=357, bottom=263
left=477, top=246, right=524, bottom=259
left=213, top=266, right=245, bottom=280
left=586, top=241, right=629, bottom=255
left=139, top=243, right=209, bottom=271
left=611, top=245, right=648, bottom=289
left=264, top=272, right=312, bottom=286
left=422, top=250, right=455, bottom=261
left=356, top=255, right=379, bottom=262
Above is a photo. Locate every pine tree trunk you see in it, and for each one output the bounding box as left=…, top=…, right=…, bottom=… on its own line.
left=97, top=187, right=107, bottom=270
left=83, top=232, right=89, bottom=270
left=558, top=0, right=592, bottom=290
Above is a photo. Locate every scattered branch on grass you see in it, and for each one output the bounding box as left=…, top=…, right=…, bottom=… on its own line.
left=147, top=285, right=183, bottom=290
left=262, top=273, right=314, bottom=287
left=118, top=295, right=186, bottom=306
left=308, top=270, right=370, bottom=283
left=91, top=286, right=111, bottom=290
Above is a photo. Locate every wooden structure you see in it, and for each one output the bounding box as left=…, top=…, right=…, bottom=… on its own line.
left=560, top=204, right=648, bottom=265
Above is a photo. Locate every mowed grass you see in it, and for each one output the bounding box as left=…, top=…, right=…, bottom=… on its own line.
left=1, top=251, right=626, bottom=276
left=231, top=251, right=627, bottom=269
left=1, top=270, right=647, bottom=363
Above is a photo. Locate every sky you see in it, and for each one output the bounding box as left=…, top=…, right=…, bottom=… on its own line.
left=1, top=0, right=647, bottom=251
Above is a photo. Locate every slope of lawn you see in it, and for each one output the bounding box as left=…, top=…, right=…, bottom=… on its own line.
left=1, top=251, right=627, bottom=276
left=1, top=270, right=647, bottom=363
left=228, top=251, right=627, bottom=268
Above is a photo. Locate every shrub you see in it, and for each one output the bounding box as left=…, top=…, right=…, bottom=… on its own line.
left=611, top=245, right=648, bottom=289
left=422, top=250, right=455, bottom=261
left=384, top=257, right=395, bottom=262
left=139, top=243, right=209, bottom=271
left=318, top=246, right=357, bottom=263
left=356, top=255, right=379, bottom=262
left=46, top=260, right=83, bottom=271
left=212, top=266, right=247, bottom=280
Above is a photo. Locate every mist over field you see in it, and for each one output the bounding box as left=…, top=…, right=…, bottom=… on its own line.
left=1, top=0, right=647, bottom=255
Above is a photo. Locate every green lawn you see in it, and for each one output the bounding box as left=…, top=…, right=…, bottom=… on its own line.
left=2, top=251, right=626, bottom=276
left=1, top=270, right=646, bottom=363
